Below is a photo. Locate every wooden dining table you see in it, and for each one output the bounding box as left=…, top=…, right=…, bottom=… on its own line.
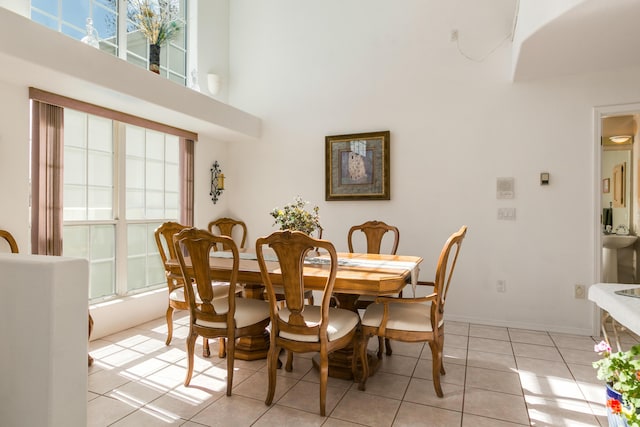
left=167, top=249, right=422, bottom=379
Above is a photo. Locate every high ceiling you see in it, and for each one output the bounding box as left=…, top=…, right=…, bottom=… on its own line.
left=513, top=0, right=640, bottom=81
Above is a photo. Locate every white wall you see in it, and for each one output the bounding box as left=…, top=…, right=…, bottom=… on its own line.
left=197, top=0, right=230, bottom=102
left=0, top=0, right=27, bottom=16
left=0, top=81, right=30, bottom=250
left=223, top=0, right=640, bottom=335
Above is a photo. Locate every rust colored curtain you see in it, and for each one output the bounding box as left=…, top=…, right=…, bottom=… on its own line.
left=180, top=138, right=194, bottom=226
left=31, top=101, right=64, bottom=255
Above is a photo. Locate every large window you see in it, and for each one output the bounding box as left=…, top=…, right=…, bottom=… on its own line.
left=63, top=108, right=178, bottom=300
left=30, top=0, right=187, bottom=85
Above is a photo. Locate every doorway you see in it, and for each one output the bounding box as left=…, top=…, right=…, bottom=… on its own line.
left=595, top=105, right=640, bottom=285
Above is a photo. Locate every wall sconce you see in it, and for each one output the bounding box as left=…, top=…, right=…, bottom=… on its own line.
left=210, top=161, right=225, bottom=204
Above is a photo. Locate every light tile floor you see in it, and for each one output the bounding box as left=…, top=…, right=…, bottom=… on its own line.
left=88, top=314, right=632, bottom=426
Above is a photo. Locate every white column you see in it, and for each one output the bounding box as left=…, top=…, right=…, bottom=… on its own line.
left=0, top=254, right=88, bottom=427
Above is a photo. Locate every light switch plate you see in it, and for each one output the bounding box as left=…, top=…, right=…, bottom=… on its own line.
left=498, top=207, right=516, bottom=220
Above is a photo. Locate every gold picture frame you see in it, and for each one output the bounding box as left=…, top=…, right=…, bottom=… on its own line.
left=325, top=131, right=390, bottom=201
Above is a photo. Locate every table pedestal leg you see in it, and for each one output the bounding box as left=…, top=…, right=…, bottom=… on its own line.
left=311, top=347, right=380, bottom=380
left=235, top=330, right=270, bottom=360
left=234, top=283, right=270, bottom=361
left=311, top=293, right=379, bottom=380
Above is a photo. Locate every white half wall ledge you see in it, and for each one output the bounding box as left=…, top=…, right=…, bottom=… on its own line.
left=0, top=7, right=261, bottom=143
left=512, top=0, right=640, bottom=82
left=0, top=253, right=88, bottom=427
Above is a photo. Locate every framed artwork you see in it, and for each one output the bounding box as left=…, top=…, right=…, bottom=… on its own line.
left=325, top=130, right=390, bottom=201
left=603, top=178, right=610, bottom=193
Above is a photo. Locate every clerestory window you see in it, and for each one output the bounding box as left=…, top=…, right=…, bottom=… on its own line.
left=30, top=0, right=188, bottom=86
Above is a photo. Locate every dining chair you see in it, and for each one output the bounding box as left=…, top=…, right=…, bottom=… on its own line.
left=359, top=225, right=467, bottom=396
left=208, top=217, right=248, bottom=250
left=348, top=220, right=399, bottom=256
left=265, top=227, right=320, bottom=307
left=348, top=220, right=400, bottom=357
left=0, top=229, right=19, bottom=253
left=256, top=230, right=364, bottom=416
left=155, top=221, right=236, bottom=357
left=174, top=228, right=271, bottom=395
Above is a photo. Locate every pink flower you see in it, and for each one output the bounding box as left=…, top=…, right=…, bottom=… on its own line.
left=594, top=340, right=611, bottom=354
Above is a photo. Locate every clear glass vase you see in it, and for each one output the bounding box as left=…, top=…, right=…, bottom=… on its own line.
left=80, top=18, right=100, bottom=48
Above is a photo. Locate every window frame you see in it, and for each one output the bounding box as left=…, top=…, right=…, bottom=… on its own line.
left=30, top=87, right=197, bottom=302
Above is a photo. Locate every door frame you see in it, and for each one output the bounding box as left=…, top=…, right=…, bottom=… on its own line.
left=593, top=102, right=640, bottom=335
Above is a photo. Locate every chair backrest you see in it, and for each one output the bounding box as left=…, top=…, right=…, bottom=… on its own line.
left=0, top=230, right=19, bottom=253
left=256, top=230, right=338, bottom=339
left=208, top=217, right=248, bottom=249
left=174, top=228, right=239, bottom=325
left=347, top=220, right=399, bottom=255
left=433, top=226, right=467, bottom=316
left=154, top=221, right=188, bottom=269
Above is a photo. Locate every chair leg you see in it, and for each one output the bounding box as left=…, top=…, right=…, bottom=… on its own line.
left=265, top=344, right=280, bottom=406
left=385, top=338, right=393, bottom=356
left=439, top=331, right=446, bottom=375
left=184, top=330, right=197, bottom=386
left=226, top=334, right=235, bottom=396
left=428, top=340, right=444, bottom=397
left=203, top=338, right=210, bottom=358
left=319, top=349, right=328, bottom=416
left=165, top=305, right=174, bottom=345
left=376, top=336, right=384, bottom=359
left=356, top=332, right=369, bottom=391
left=218, top=337, right=227, bottom=358
left=285, top=350, right=294, bottom=372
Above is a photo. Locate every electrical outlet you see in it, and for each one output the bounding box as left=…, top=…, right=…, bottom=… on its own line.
left=450, top=29, right=459, bottom=42
left=574, top=284, right=586, bottom=299
left=497, top=280, right=506, bottom=293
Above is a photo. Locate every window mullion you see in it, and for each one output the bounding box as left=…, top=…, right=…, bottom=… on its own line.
left=115, top=122, right=127, bottom=295
left=117, top=0, right=127, bottom=60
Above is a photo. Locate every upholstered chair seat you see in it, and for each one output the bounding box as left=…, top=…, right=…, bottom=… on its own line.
left=277, top=306, right=360, bottom=343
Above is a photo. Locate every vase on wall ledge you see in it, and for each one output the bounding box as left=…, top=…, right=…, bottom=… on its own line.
left=149, top=44, right=161, bottom=74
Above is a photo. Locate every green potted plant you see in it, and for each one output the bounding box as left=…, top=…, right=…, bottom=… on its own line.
left=129, top=0, right=181, bottom=74
left=270, top=196, right=321, bottom=235
left=593, top=340, right=640, bottom=426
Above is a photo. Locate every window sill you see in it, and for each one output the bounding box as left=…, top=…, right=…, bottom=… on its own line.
left=90, top=287, right=168, bottom=340
left=0, top=8, right=261, bottom=142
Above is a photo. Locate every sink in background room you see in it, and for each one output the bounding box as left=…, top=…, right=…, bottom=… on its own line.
left=603, top=234, right=638, bottom=249
left=602, top=234, right=638, bottom=282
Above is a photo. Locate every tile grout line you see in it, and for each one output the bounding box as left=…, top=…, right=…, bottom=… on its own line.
left=458, top=324, right=470, bottom=427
